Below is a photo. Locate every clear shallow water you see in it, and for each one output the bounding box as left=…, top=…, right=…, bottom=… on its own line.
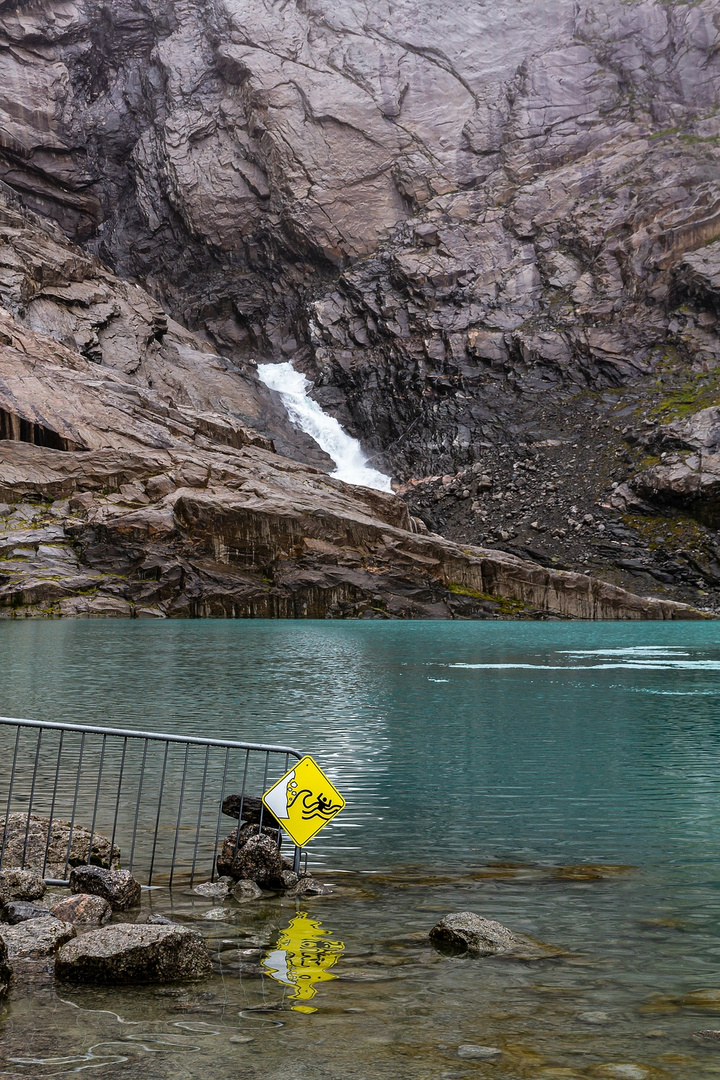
left=3, top=621, right=720, bottom=1078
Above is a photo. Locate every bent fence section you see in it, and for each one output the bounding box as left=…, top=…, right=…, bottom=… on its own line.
left=0, top=716, right=303, bottom=886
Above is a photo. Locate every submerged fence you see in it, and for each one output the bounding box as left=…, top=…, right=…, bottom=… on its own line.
left=0, top=716, right=303, bottom=886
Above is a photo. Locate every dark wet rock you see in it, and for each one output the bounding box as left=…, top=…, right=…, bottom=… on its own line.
left=457, top=1045, right=503, bottom=1060
left=216, top=824, right=281, bottom=880
left=193, top=880, right=230, bottom=898
left=279, top=870, right=299, bottom=889
left=0, top=869, right=46, bottom=904
left=139, top=914, right=176, bottom=926
left=50, top=893, right=113, bottom=927
left=429, top=911, right=561, bottom=960
left=287, top=876, right=333, bottom=898
left=231, top=880, right=263, bottom=903
left=1, top=901, right=49, bottom=925
left=0, top=936, right=10, bottom=994
left=0, top=815, right=119, bottom=879
left=0, top=915, right=75, bottom=960
left=693, top=1030, right=720, bottom=1041
left=219, top=834, right=284, bottom=887
left=222, top=794, right=280, bottom=828
left=55, top=923, right=213, bottom=984
left=68, top=867, right=141, bottom=911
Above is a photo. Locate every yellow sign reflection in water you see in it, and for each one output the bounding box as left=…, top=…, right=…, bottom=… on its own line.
left=262, top=912, right=344, bottom=1013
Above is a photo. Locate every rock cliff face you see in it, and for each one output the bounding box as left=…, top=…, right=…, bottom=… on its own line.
left=0, top=0, right=719, bottom=616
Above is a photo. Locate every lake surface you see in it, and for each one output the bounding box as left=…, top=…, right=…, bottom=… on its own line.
left=2, top=620, right=720, bottom=1079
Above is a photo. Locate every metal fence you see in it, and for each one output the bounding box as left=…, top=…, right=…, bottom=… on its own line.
left=0, top=716, right=303, bottom=887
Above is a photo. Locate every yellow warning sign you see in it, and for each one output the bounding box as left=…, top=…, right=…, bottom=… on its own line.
left=262, top=755, right=345, bottom=848
left=262, top=911, right=344, bottom=1012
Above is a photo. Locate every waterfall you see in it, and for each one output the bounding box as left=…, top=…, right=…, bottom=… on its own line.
left=257, top=362, right=393, bottom=493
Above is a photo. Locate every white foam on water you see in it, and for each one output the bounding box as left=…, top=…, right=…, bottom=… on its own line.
left=257, top=361, right=393, bottom=492
left=448, top=660, right=720, bottom=670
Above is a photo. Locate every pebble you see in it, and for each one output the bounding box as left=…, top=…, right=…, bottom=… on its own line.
left=577, top=1010, right=613, bottom=1025
left=694, top=1029, right=720, bottom=1041
left=595, top=1066, right=649, bottom=1080
left=229, top=1035, right=255, bottom=1044
left=457, top=1045, right=503, bottom=1060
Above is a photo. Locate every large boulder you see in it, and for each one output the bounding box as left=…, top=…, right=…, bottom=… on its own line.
left=221, top=794, right=280, bottom=828
left=429, top=912, right=562, bottom=960
left=0, top=915, right=75, bottom=960
left=0, top=868, right=46, bottom=904
left=68, top=867, right=141, bottom=911
left=217, top=830, right=284, bottom=886
left=55, top=923, right=213, bottom=984
left=0, top=815, right=120, bottom=878
left=50, top=893, right=113, bottom=927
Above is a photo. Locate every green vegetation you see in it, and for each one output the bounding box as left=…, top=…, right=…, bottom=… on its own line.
left=448, top=582, right=534, bottom=616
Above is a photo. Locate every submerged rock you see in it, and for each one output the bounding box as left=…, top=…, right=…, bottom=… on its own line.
left=50, top=893, right=113, bottom=927
left=0, top=936, right=10, bottom=994
left=1, top=901, right=49, bottom=925
left=429, top=911, right=561, bottom=960
left=287, top=876, right=333, bottom=898
left=0, top=915, right=75, bottom=959
left=55, top=923, right=213, bottom=984
left=68, top=867, right=141, bottom=911
left=0, top=869, right=46, bottom=904
left=193, top=880, right=230, bottom=898
left=0, top=815, right=120, bottom=878
left=594, top=1067, right=649, bottom=1080
left=231, top=880, right=263, bottom=903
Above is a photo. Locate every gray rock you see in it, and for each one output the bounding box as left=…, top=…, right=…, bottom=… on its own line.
left=2, top=901, right=49, bottom=925
left=193, top=880, right=230, bottom=898
left=457, top=1045, right=503, bottom=1060
left=0, top=815, right=119, bottom=879
left=0, top=869, right=46, bottom=904
left=218, top=833, right=284, bottom=887
left=0, top=915, right=75, bottom=960
left=279, top=870, right=299, bottom=889
left=55, top=923, right=213, bottom=984
left=231, top=880, right=263, bottom=903
left=429, top=912, right=561, bottom=959
left=0, top=935, right=10, bottom=995
left=594, top=1067, right=649, bottom=1080
left=50, top=893, right=113, bottom=927
left=68, top=867, right=141, bottom=911
left=287, top=877, right=333, bottom=898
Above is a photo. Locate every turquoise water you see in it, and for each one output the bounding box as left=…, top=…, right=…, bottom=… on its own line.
left=2, top=620, right=720, bottom=1078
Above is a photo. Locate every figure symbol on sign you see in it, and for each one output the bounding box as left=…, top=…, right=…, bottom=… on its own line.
left=287, top=787, right=344, bottom=821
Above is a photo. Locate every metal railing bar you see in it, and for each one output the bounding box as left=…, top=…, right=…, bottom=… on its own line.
left=211, top=747, right=231, bottom=882
left=42, top=729, right=64, bottom=878
left=169, top=743, right=190, bottom=889
left=232, top=750, right=251, bottom=861
left=64, top=732, right=86, bottom=879
left=148, top=741, right=169, bottom=887
left=21, top=727, right=43, bottom=865
left=86, top=733, right=107, bottom=870
left=128, top=739, right=148, bottom=874
left=0, top=727, right=21, bottom=866
left=190, top=745, right=210, bottom=885
left=0, top=716, right=302, bottom=758
left=109, top=736, right=127, bottom=865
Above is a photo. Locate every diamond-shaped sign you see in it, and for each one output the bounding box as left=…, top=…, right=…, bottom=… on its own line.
left=262, top=756, right=345, bottom=847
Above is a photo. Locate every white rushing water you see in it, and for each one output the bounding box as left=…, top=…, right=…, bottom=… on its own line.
left=257, top=361, right=393, bottom=492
